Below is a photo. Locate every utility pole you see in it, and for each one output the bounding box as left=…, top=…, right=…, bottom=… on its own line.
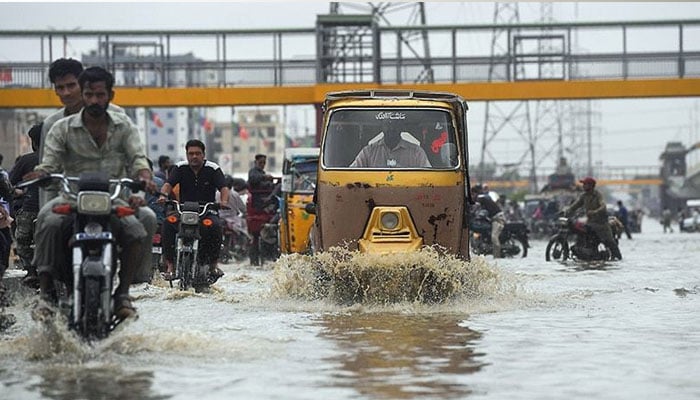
left=587, top=100, right=593, bottom=177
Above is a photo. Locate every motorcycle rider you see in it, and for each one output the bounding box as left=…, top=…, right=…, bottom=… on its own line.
left=471, top=184, right=505, bottom=258
left=247, top=154, right=279, bottom=266
left=27, top=66, right=156, bottom=320
left=39, top=58, right=157, bottom=285
left=219, top=175, right=247, bottom=223
left=564, top=177, right=622, bottom=260
left=157, top=139, right=230, bottom=284
left=8, top=123, right=42, bottom=288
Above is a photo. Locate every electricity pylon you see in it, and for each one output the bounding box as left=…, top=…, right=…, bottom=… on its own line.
left=327, top=2, right=433, bottom=83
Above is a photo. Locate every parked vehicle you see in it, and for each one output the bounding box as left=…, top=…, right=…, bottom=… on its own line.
left=17, top=172, right=145, bottom=340
left=469, top=208, right=529, bottom=257
left=279, top=147, right=318, bottom=254
left=165, top=200, right=220, bottom=291
left=680, top=211, right=700, bottom=232
left=545, top=215, right=621, bottom=262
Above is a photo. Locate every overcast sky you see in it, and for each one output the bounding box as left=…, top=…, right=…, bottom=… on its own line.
left=1, top=1, right=699, bottom=173
left=2, top=2, right=700, bottom=30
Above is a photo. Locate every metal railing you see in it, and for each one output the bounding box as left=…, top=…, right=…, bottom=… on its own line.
left=1, top=19, right=699, bottom=88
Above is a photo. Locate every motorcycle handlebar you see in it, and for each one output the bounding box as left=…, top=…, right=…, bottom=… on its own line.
left=164, top=200, right=220, bottom=217
left=16, top=173, right=143, bottom=201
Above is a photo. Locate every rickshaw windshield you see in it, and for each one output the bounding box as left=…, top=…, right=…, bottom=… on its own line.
left=291, top=159, right=318, bottom=192
left=323, top=108, right=459, bottom=170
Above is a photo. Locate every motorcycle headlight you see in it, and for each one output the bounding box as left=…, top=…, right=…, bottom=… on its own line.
left=380, top=211, right=400, bottom=230
left=181, top=211, right=199, bottom=225
left=77, top=191, right=111, bottom=215
left=84, top=222, right=104, bottom=236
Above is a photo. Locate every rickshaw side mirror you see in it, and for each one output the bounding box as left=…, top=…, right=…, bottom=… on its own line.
left=305, top=202, right=317, bottom=215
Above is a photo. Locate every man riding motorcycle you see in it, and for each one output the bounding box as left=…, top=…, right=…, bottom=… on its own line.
left=157, top=139, right=229, bottom=283
left=471, top=184, right=505, bottom=258
left=563, top=177, right=622, bottom=260
left=28, top=66, right=156, bottom=320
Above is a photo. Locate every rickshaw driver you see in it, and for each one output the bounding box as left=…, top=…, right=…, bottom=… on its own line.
left=349, top=120, right=431, bottom=168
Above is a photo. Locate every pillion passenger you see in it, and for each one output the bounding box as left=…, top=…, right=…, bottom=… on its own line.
left=26, top=66, right=156, bottom=320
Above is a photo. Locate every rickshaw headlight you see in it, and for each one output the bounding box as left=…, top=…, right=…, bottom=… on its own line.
left=380, top=211, right=400, bottom=230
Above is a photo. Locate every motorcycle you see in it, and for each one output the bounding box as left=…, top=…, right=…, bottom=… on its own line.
left=469, top=209, right=530, bottom=258
left=220, top=214, right=250, bottom=263
left=545, top=216, right=620, bottom=262
left=257, top=196, right=281, bottom=265
left=164, top=200, right=220, bottom=291
left=17, top=172, right=145, bottom=340
left=151, top=222, right=164, bottom=273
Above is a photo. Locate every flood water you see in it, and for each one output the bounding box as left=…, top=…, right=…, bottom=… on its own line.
left=1, top=216, right=699, bottom=400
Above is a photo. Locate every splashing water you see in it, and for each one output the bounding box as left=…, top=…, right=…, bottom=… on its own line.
left=271, top=246, right=514, bottom=305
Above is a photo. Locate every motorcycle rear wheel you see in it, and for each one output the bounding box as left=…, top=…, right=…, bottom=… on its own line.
left=545, top=238, right=569, bottom=262
left=503, top=237, right=528, bottom=258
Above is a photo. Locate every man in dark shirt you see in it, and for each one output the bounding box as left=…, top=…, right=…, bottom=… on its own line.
left=248, top=154, right=277, bottom=210
left=616, top=200, right=632, bottom=239
left=155, top=155, right=172, bottom=181
left=158, top=140, right=230, bottom=283
left=471, top=184, right=506, bottom=258
left=246, top=154, right=279, bottom=266
left=9, top=124, right=42, bottom=287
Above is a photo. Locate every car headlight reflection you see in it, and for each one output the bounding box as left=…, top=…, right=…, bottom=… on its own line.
left=380, top=211, right=400, bottom=230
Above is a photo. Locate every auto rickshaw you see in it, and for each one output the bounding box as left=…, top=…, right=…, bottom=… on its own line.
left=308, top=89, right=472, bottom=259
left=278, top=147, right=319, bottom=254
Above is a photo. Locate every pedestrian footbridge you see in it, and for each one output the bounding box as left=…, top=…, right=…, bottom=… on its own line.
left=1, top=19, right=700, bottom=107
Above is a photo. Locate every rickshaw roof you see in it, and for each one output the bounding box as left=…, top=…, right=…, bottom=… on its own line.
left=323, top=90, right=467, bottom=111
left=283, top=147, right=320, bottom=161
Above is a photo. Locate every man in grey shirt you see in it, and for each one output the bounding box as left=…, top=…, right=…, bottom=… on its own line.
left=31, top=67, right=155, bottom=319
left=40, top=59, right=125, bottom=206
left=39, top=59, right=156, bottom=285
left=350, top=121, right=431, bottom=168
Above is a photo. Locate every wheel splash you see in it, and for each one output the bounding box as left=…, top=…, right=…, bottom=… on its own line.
left=271, top=246, right=503, bottom=305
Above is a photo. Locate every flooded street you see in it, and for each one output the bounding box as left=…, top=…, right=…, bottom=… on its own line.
left=1, top=216, right=699, bottom=399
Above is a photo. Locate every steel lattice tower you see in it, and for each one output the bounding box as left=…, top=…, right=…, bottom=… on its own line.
left=328, top=2, right=433, bottom=83
left=479, top=2, right=574, bottom=192
left=478, top=3, right=534, bottom=189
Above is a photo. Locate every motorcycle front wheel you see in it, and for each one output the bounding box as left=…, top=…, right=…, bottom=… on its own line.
left=82, top=276, right=107, bottom=339
left=545, top=237, right=569, bottom=262
left=178, top=251, right=195, bottom=291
